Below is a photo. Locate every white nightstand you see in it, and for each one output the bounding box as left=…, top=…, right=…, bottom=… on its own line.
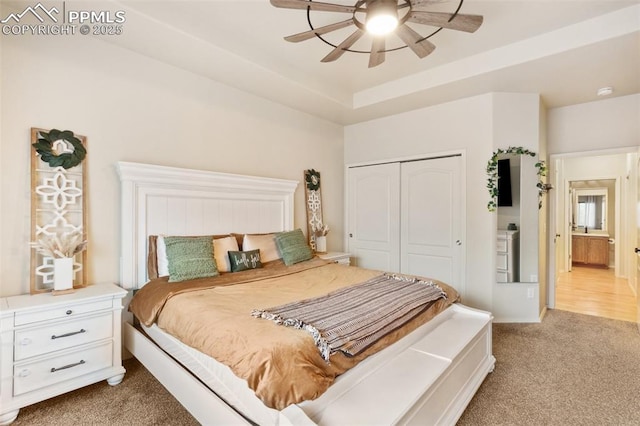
left=0, top=284, right=127, bottom=425
left=318, top=252, right=352, bottom=266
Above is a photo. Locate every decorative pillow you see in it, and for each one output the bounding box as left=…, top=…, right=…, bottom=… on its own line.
left=164, top=236, right=219, bottom=282
left=156, top=235, right=170, bottom=277
left=151, top=234, right=229, bottom=278
left=275, top=229, right=313, bottom=266
left=213, top=236, right=239, bottom=273
left=228, top=249, right=262, bottom=272
left=242, top=233, right=280, bottom=262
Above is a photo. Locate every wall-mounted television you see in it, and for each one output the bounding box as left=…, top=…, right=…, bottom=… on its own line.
left=497, top=158, right=513, bottom=207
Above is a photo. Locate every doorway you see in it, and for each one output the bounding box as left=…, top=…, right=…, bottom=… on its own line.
left=555, top=265, right=636, bottom=322
left=548, top=149, right=638, bottom=323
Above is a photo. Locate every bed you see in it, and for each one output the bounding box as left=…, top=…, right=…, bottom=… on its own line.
left=117, top=161, right=495, bottom=425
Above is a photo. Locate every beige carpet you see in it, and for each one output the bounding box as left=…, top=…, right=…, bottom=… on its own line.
left=11, top=309, right=640, bottom=425
left=12, top=358, right=198, bottom=426
left=458, top=309, right=640, bottom=425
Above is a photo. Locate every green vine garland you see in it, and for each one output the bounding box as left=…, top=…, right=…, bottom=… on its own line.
left=32, top=129, right=86, bottom=169
left=486, top=146, right=547, bottom=212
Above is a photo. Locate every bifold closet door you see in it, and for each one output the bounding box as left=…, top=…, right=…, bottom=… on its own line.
left=347, top=163, right=400, bottom=272
left=400, top=156, right=462, bottom=289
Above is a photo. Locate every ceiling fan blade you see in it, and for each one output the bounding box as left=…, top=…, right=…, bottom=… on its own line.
left=284, top=19, right=355, bottom=43
left=270, top=0, right=357, bottom=14
left=409, top=0, right=446, bottom=6
left=369, top=37, right=386, bottom=68
left=321, top=29, right=365, bottom=63
left=408, top=11, right=483, bottom=33
left=395, top=24, right=435, bottom=58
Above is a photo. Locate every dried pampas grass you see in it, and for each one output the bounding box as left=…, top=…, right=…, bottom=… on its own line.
left=31, top=231, right=87, bottom=258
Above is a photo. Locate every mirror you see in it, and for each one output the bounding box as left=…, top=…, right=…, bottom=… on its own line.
left=573, top=188, right=608, bottom=232
left=488, top=146, right=544, bottom=284
left=495, top=153, right=539, bottom=283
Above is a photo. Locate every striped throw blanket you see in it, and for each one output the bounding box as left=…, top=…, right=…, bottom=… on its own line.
left=251, top=274, right=447, bottom=362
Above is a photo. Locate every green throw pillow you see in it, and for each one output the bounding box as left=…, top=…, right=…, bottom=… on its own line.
left=228, top=249, right=262, bottom=272
left=164, top=236, right=219, bottom=282
left=275, top=229, right=313, bottom=266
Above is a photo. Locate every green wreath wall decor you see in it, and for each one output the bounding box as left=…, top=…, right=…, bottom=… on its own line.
left=305, top=169, right=321, bottom=191
left=486, top=146, right=547, bottom=212
left=32, top=129, right=86, bottom=169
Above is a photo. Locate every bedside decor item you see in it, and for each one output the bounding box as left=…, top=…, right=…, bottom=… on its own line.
left=315, top=236, right=327, bottom=253
left=304, top=169, right=324, bottom=251
left=30, top=128, right=88, bottom=294
left=313, top=222, right=329, bottom=253
left=486, top=146, right=547, bottom=212
left=53, top=257, right=74, bottom=293
left=30, top=231, right=87, bottom=295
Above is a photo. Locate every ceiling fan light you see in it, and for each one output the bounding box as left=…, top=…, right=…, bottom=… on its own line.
left=366, top=0, right=398, bottom=36
left=366, top=14, right=398, bottom=35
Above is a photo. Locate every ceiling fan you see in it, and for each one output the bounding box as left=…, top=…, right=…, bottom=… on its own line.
left=270, top=0, right=483, bottom=68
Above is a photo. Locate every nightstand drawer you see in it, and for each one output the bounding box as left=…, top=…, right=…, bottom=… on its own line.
left=13, top=342, right=113, bottom=396
left=15, top=313, right=113, bottom=361
left=14, top=299, right=112, bottom=326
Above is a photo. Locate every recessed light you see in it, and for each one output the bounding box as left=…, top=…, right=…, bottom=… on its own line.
left=597, top=87, right=613, bottom=96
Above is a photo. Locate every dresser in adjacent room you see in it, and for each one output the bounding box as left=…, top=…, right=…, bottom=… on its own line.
left=496, top=230, right=519, bottom=283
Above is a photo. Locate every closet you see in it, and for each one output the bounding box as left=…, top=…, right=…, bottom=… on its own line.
left=347, top=155, right=463, bottom=290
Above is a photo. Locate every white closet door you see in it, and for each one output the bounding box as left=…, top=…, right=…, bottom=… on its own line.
left=400, top=156, right=462, bottom=289
left=347, top=163, right=400, bottom=272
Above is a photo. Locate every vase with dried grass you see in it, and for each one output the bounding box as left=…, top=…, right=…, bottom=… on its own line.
left=30, top=231, right=87, bottom=295
left=313, top=223, right=329, bottom=253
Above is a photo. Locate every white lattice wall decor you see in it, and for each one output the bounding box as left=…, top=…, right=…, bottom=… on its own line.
left=303, top=169, right=324, bottom=252
left=30, top=128, right=88, bottom=294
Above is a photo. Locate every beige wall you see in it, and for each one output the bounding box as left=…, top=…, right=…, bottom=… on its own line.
left=0, top=36, right=344, bottom=297
left=345, top=93, right=546, bottom=322
left=345, top=94, right=495, bottom=312
left=547, top=95, right=639, bottom=299
left=547, top=94, right=640, bottom=154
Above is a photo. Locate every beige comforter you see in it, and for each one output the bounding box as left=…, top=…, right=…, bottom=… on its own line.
left=129, top=258, right=459, bottom=409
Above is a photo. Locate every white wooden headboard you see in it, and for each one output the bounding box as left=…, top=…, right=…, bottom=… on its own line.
left=116, top=162, right=298, bottom=289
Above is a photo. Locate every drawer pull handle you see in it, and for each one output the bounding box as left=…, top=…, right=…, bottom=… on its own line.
left=20, top=337, right=32, bottom=346
left=51, top=359, right=85, bottom=373
left=18, top=369, right=31, bottom=378
left=66, top=310, right=73, bottom=315
left=51, top=329, right=86, bottom=340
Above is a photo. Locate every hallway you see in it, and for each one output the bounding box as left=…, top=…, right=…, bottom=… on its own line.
left=556, top=266, right=637, bottom=322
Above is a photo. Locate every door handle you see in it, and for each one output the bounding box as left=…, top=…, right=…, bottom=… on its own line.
left=635, top=248, right=640, bottom=254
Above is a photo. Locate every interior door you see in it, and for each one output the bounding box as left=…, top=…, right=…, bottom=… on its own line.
left=347, top=163, right=400, bottom=272
left=400, top=156, right=462, bottom=290
left=568, top=187, right=575, bottom=272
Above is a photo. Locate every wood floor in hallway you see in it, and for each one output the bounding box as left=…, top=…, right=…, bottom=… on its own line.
left=556, top=265, right=637, bottom=322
